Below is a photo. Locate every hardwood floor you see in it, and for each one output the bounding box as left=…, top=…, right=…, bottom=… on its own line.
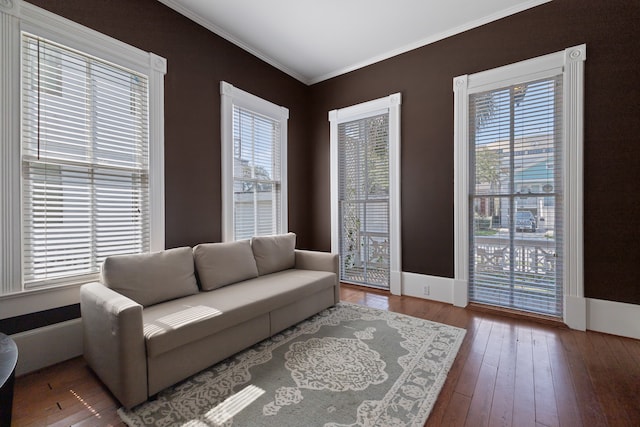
left=12, top=284, right=640, bottom=426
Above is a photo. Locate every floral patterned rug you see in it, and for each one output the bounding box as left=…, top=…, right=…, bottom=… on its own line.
left=118, top=302, right=466, bottom=427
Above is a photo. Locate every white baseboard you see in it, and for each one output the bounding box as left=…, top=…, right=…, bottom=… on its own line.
left=400, top=272, right=640, bottom=341
left=586, top=298, right=640, bottom=340
left=401, top=272, right=454, bottom=304
left=11, top=318, right=83, bottom=376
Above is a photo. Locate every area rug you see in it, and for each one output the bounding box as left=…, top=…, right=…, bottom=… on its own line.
left=118, top=302, right=466, bottom=427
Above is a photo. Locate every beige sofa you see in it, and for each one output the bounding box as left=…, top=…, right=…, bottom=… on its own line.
left=80, top=233, right=339, bottom=408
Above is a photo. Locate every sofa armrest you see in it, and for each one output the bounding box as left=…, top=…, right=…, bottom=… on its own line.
left=295, top=250, right=340, bottom=303
left=80, top=282, right=147, bottom=408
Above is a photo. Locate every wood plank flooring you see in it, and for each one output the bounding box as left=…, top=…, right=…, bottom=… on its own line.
left=11, top=284, right=640, bottom=426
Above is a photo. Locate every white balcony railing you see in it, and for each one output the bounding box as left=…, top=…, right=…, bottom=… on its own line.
left=472, top=235, right=561, bottom=316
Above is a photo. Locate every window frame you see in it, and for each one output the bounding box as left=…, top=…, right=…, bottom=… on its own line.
left=0, top=0, right=166, bottom=306
left=220, top=81, right=289, bottom=242
left=453, top=44, right=586, bottom=329
left=329, top=93, right=402, bottom=295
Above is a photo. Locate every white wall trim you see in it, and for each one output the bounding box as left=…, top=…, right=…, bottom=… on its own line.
left=565, top=295, right=586, bottom=332
left=453, top=279, right=469, bottom=308
left=220, top=81, right=289, bottom=121
left=586, top=298, right=640, bottom=341
left=388, top=94, right=402, bottom=295
left=562, top=44, right=587, bottom=330
left=17, top=1, right=155, bottom=76
left=452, top=75, right=469, bottom=308
left=402, top=272, right=454, bottom=304
left=11, top=318, right=83, bottom=376
left=402, top=271, right=640, bottom=341
left=329, top=109, right=339, bottom=257
left=466, top=53, right=564, bottom=95
left=329, top=93, right=402, bottom=295
left=220, top=82, right=234, bottom=243
left=0, top=3, right=21, bottom=296
left=149, top=53, right=167, bottom=252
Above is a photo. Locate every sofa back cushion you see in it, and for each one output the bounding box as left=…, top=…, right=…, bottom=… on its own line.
left=251, top=232, right=296, bottom=276
left=193, top=240, right=259, bottom=291
left=101, top=247, right=199, bottom=307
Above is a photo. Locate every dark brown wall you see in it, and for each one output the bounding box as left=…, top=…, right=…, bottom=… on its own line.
left=20, top=0, right=640, bottom=310
left=25, top=0, right=313, bottom=250
left=308, top=0, right=640, bottom=305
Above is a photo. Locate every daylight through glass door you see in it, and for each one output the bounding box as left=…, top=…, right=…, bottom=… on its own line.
left=338, top=114, right=390, bottom=289
left=469, top=76, right=563, bottom=317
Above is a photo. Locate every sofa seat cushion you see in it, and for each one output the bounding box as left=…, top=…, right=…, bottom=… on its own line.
left=237, top=269, right=335, bottom=313
left=142, top=269, right=336, bottom=357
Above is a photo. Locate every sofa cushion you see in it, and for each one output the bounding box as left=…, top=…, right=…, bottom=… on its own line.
left=142, top=269, right=336, bottom=357
left=193, top=240, right=259, bottom=291
left=251, top=232, right=296, bottom=275
left=101, top=247, right=199, bottom=307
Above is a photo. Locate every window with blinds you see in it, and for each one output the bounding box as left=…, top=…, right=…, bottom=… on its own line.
left=21, top=33, right=149, bottom=288
left=338, top=113, right=390, bottom=289
left=469, top=76, right=563, bottom=316
left=232, top=106, right=282, bottom=240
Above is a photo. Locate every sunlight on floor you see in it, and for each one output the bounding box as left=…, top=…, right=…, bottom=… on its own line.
left=183, top=384, right=265, bottom=426
left=70, top=389, right=102, bottom=420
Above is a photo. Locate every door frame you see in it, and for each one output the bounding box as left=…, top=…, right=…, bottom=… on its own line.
left=329, top=93, right=402, bottom=295
left=453, top=45, right=586, bottom=329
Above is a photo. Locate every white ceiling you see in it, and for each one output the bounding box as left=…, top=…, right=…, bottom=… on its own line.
left=157, top=0, right=550, bottom=85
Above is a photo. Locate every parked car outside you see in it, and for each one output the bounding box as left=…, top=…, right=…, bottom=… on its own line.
left=515, top=211, right=537, bottom=232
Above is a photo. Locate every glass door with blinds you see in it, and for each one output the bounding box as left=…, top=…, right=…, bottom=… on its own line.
left=338, top=114, right=390, bottom=289
left=469, top=76, right=563, bottom=317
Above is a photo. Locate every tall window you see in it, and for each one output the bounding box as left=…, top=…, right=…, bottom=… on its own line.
left=329, top=93, right=402, bottom=295
left=21, top=34, right=150, bottom=288
left=0, top=0, right=166, bottom=295
left=454, top=45, right=586, bottom=328
left=220, top=82, right=288, bottom=241
left=468, top=77, right=563, bottom=316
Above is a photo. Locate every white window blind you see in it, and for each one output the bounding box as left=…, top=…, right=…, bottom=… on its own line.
left=232, top=106, right=282, bottom=240
left=21, top=33, right=150, bottom=288
left=338, top=113, right=390, bottom=289
left=469, top=76, right=563, bottom=316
